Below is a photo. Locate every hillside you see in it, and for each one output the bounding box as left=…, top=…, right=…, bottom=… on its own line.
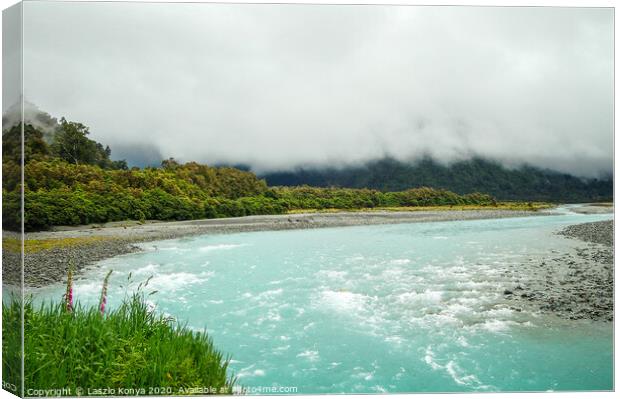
left=262, top=157, right=613, bottom=203
left=2, top=115, right=501, bottom=231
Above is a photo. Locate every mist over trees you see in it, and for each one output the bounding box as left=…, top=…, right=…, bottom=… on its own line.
left=1, top=107, right=612, bottom=231
left=262, top=157, right=613, bottom=203
left=2, top=112, right=497, bottom=231
left=2, top=119, right=127, bottom=170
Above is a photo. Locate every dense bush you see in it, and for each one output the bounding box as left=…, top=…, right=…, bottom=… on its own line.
left=3, top=115, right=497, bottom=231
left=1, top=158, right=272, bottom=230
left=272, top=185, right=494, bottom=210
left=2, top=158, right=495, bottom=231
left=2, top=294, right=234, bottom=394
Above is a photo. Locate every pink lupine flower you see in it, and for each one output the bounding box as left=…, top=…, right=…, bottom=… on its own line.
left=65, top=264, right=74, bottom=312
left=99, top=270, right=113, bottom=315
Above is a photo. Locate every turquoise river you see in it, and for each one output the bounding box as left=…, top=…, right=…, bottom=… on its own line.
left=31, top=206, right=613, bottom=393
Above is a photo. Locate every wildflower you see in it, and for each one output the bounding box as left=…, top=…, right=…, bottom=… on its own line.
left=99, top=270, right=113, bottom=315
left=64, top=263, right=74, bottom=312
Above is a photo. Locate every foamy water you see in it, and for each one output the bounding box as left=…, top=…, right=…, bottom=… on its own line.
left=31, top=209, right=613, bottom=393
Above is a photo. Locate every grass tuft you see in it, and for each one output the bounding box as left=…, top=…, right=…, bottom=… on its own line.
left=2, top=294, right=235, bottom=395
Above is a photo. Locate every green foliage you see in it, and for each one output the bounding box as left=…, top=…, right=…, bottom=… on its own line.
left=2, top=294, right=234, bottom=394
left=2, top=120, right=127, bottom=170
left=203, top=196, right=287, bottom=218
left=263, top=157, right=613, bottom=203
left=1, top=114, right=499, bottom=231
left=50, top=118, right=127, bottom=169
left=1, top=296, right=22, bottom=397
left=49, top=118, right=93, bottom=165
left=3, top=157, right=496, bottom=231
left=3, top=155, right=495, bottom=230
left=273, top=185, right=494, bottom=211
left=2, top=123, right=49, bottom=163
left=2, top=158, right=272, bottom=230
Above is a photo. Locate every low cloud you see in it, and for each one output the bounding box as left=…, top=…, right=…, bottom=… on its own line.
left=17, top=3, right=613, bottom=177
left=110, top=142, right=164, bottom=168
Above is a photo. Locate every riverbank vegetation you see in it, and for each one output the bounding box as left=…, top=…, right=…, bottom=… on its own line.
left=286, top=202, right=554, bottom=214
left=3, top=156, right=503, bottom=230
left=2, top=293, right=234, bottom=394
left=3, top=116, right=541, bottom=231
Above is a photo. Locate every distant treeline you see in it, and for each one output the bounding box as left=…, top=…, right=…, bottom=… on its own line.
left=262, top=157, right=613, bottom=203
left=1, top=117, right=495, bottom=231
left=3, top=157, right=494, bottom=231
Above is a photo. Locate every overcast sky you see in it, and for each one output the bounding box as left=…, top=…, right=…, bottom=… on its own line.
left=13, top=2, right=614, bottom=176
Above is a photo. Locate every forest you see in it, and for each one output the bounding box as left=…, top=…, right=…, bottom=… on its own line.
left=2, top=118, right=497, bottom=231
left=263, top=157, right=613, bottom=203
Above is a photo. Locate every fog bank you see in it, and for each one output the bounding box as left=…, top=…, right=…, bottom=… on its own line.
left=16, top=3, right=613, bottom=177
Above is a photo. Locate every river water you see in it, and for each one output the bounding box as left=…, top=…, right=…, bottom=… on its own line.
left=31, top=207, right=613, bottom=393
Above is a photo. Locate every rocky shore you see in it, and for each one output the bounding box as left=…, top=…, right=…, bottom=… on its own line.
left=558, top=220, right=613, bottom=246
left=6, top=209, right=540, bottom=288
left=503, top=220, right=613, bottom=322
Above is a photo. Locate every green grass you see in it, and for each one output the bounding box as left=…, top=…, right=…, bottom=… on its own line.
left=1, top=296, right=22, bottom=397
left=2, top=294, right=235, bottom=396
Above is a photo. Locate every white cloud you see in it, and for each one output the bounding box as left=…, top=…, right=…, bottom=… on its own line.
left=20, top=3, right=613, bottom=176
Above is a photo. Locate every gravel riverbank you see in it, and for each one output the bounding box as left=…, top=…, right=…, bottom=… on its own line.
left=558, top=220, right=613, bottom=246
left=6, top=209, right=540, bottom=288
left=503, top=220, right=613, bottom=322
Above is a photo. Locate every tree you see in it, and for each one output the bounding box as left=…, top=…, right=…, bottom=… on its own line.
left=2, top=123, right=49, bottom=163
left=110, top=159, right=129, bottom=170
left=48, top=118, right=128, bottom=170
left=161, top=158, right=180, bottom=170
left=51, top=118, right=99, bottom=165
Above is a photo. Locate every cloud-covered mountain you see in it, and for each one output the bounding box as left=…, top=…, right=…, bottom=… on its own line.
left=262, top=157, right=613, bottom=203
left=16, top=3, right=613, bottom=178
